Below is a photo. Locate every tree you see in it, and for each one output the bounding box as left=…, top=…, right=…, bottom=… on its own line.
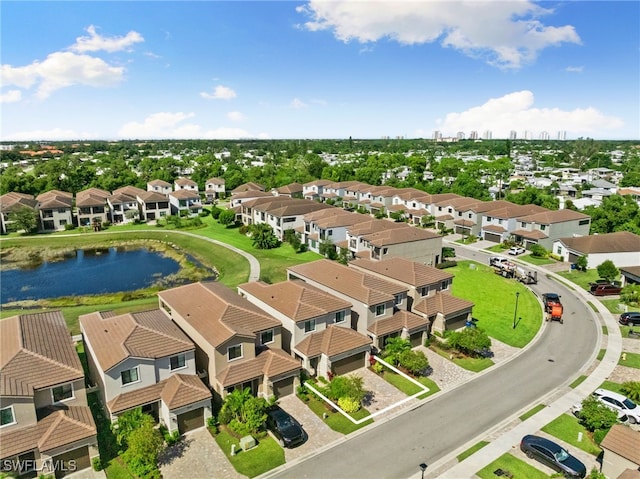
left=111, top=408, right=155, bottom=451
left=122, top=420, right=163, bottom=478
left=218, top=209, right=236, bottom=227
left=8, top=207, right=38, bottom=233
left=529, top=244, right=547, bottom=258
left=398, top=349, right=429, bottom=375
left=319, top=240, right=338, bottom=260
left=251, top=223, right=280, bottom=249
left=621, top=381, right=640, bottom=401
left=325, top=375, right=366, bottom=404
left=577, top=395, right=618, bottom=432
left=597, top=260, right=619, bottom=282
left=447, top=328, right=491, bottom=357
left=381, top=337, right=411, bottom=366
left=576, top=255, right=588, bottom=272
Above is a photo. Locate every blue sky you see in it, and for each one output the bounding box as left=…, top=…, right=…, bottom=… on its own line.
left=2, top=1, right=638, bottom=141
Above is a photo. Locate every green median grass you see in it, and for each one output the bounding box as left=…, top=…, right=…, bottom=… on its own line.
left=213, top=429, right=284, bottom=478
left=542, top=413, right=602, bottom=456
left=379, top=370, right=440, bottom=399
left=569, top=375, right=587, bottom=389
left=457, top=441, right=489, bottom=462
left=448, top=261, right=541, bottom=348
left=519, top=404, right=546, bottom=422
left=476, top=453, right=548, bottom=479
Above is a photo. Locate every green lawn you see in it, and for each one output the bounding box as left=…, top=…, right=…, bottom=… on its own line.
left=380, top=370, right=440, bottom=399
left=429, top=343, right=495, bottom=372
left=213, top=428, right=284, bottom=478
left=621, top=325, right=640, bottom=339
left=556, top=268, right=622, bottom=292
left=303, top=395, right=372, bottom=434
left=599, top=299, right=639, bottom=315
left=518, top=255, right=555, bottom=266
left=449, top=261, right=542, bottom=347
left=619, top=352, right=640, bottom=369
left=476, top=453, right=549, bottom=479
left=519, top=404, right=546, bottom=421
left=542, top=413, right=602, bottom=456
left=457, top=441, right=489, bottom=462
left=599, top=380, right=625, bottom=394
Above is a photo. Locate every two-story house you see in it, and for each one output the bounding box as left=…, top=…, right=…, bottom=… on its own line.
left=137, top=190, right=171, bottom=221
left=231, top=182, right=265, bottom=195
left=287, top=259, right=413, bottom=350
left=107, top=190, right=140, bottom=224
left=510, top=209, right=591, bottom=250
left=272, top=182, right=304, bottom=198
left=36, top=190, right=74, bottom=232
left=238, top=281, right=371, bottom=377
left=158, top=282, right=302, bottom=399
left=0, top=192, right=37, bottom=234
left=0, top=311, right=98, bottom=477
left=75, top=187, right=110, bottom=227
left=169, top=190, right=202, bottom=217
left=300, top=208, right=370, bottom=254
left=480, top=203, right=548, bottom=244
left=147, top=179, right=172, bottom=196
left=205, top=177, right=225, bottom=201
left=302, top=179, right=333, bottom=201
left=79, top=309, right=212, bottom=434
left=174, top=177, right=198, bottom=193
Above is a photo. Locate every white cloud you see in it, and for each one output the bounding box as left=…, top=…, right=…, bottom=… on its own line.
left=565, top=66, right=584, bottom=73
left=227, top=111, right=245, bottom=122
left=200, top=85, right=237, bottom=100
left=0, top=90, right=22, bottom=103
left=437, top=90, right=624, bottom=137
left=118, top=112, right=268, bottom=139
left=290, top=98, right=308, bottom=109
left=4, top=127, right=97, bottom=141
left=298, top=1, right=581, bottom=69
left=70, top=25, right=144, bottom=53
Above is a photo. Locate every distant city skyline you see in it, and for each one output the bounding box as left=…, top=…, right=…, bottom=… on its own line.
left=1, top=1, right=639, bottom=141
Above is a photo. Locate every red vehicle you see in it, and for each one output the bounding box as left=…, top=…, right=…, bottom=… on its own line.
left=547, top=303, right=564, bottom=323
left=591, top=284, right=623, bottom=296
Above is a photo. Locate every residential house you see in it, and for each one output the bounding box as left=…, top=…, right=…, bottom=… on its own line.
left=320, top=181, right=365, bottom=203
left=79, top=309, right=212, bottom=434
left=287, top=259, right=412, bottom=349
left=169, top=189, right=202, bottom=217
left=619, top=266, right=640, bottom=287
left=137, top=190, right=170, bottom=221
left=0, top=192, right=37, bottom=234
left=231, top=182, right=265, bottom=195
left=618, top=187, right=640, bottom=207
left=229, top=190, right=274, bottom=209
left=480, top=203, right=548, bottom=244
left=0, top=311, right=98, bottom=477
left=302, top=179, right=333, bottom=200
left=431, top=197, right=486, bottom=235
left=158, top=282, right=301, bottom=399
left=553, top=231, right=640, bottom=269
left=355, top=185, right=398, bottom=215
left=36, top=190, right=74, bottom=232
left=174, top=177, right=198, bottom=193
left=75, top=187, right=110, bottom=227
left=107, top=190, right=140, bottom=224
left=600, top=424, right=640, bottom=479
left=300, top=208, right=370, bottom=254
left=147, top=179, right=172, bottom=196
left=205, top=177, right=225, bottom=201
left=509, top=209, right=591, bottom=250
left=272, top=182, right=304, bottom=198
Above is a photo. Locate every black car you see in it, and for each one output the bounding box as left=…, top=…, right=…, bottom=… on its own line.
left=520, top=435, right=586, bottom=478
left=619, top=311, right=640, bottom=326
left=266, top=406, right=305, bottom=448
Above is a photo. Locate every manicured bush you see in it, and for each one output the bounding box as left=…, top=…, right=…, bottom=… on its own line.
left=337, top=396, right=361, bottom=413
left=436, top=260, right=458, bottom=269
left=92, top=457, right=102, bottom=471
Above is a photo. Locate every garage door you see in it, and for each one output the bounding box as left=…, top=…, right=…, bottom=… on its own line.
left=333, top=352, right=365, bottom=375
left=54, top=446, right=90, bottom=478
left=484, top=232, right=501, bottom=243
left=568, top=252, right=579, bottom=264
left=273, top=377, right=295, bottom=397
left=409, top=331, right=423, bottom=347
left=447, top=314, right=468, bottom=331
left=177, top=408, right=204, bottom=434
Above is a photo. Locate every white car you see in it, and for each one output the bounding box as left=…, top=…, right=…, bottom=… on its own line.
left=508, top=246, right=526, bottom=255
left=572, top=388, right=640, bottom=424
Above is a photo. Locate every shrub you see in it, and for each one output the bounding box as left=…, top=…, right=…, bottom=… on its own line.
left=238, top=224, right=250, bottom=235
left=324, top=375, right=366, bottom=404
left=436, top=260, right=457, bottom=269
left=447, top=328, right=491, bottom=357
left=578, top=396, right=618, bottom=432
left=371, top=361, right=385, bottom=374
left=398, top=349, right=429, bottom=375
left=621, top=381, right=640, bottom=401
left=592, top=428, right=609, bottom=445
left=210, top=206, right=222, bottom=219
left=548, top=253, right=563, bottom=262
left=92, top=457, right=102, bottom=471
left=529, top=244, right=547, bottom=258
left=218, top=209, right=237, bottom=226
left=64, top=223, right=76, bottom=231
left=337, top=396, right=361, bottom=413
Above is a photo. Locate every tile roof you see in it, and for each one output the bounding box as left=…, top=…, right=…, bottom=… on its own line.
left=484, top=203, right=547, bottom=220
left=113, top=185, right=146, bottom=197
left=238, top=281, right=352, bottom=322
left=364, top=225, right=441, bottom=247
left=76, top=188, right=110, bottom=207
left=368, top=310, right=429, bottom=336
left=158, top=282, right=281, bottom=348
left=276, top=182, right=304, bottom=194
left=170, top=189, right=200, bottom=200
left=413, top=292, right=474, bottom=317
left=483, top=224, right=507, bottom=233
left=303, top=179, right=333, bottom=187
left=206, top=177, right=225, bottom=185
left=516, top=209, right=590, bottom=224
left=0, top=192, right=38, bottom=213
left=217, top=348, right=300, bottom=387
left=1, top=312, right=83, bottom=397
left=233, top=190, right=274, bottom=200
left=288, top=259, right=407, bottom=305
left=294, top=325, right=371, bottom=358
left=600, top=424, right=640, bottom=464
left=510, top=228, right=548, bottom=239
left=36, top=190, right=73, bottom=209
left=558, top=231, right=640, bottom=254
left=148, top=179, right=172, bottom=187
left=453, top=218, right=476, bottom=227
left=231, top=182, right=265, bottom=194
left=79, top=309, right=194, bottom=372
left=107, top=373, right=211, bottom=414
left=0, top=405, right=96, bottom=458
left=349, top=258, right=454, bottom=287
left=175, top=177, right=197, bottom=186
left=243, top=197, right=333, bottom=217
left=138, top=190, right=169, bottom=202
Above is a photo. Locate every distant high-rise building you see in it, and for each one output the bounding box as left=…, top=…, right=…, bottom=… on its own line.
left=456, top=131, right=465, bottom=140
left=469, top=130, right=478, bottom=140
left=432, top=130, right=442, bottom=141
left=509, top=130, right=517, bottom=140
left=483, top=130, right=492, bottom=140
left=539, top=131, right=550, bottom=140
left=523, top=130, right=533, bottom=140
left=557, top=130, right=567, bottom=141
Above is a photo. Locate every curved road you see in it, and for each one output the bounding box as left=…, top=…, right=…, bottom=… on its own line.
left=268, top=246, right=599, bottom=479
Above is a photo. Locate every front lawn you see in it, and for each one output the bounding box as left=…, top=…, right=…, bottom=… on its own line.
left=476, top=453, right=549, bottom=479
left=541, top=413, right=602, bottom=456
left=619, top=352, right=640, bottom=369
left=518, top=255, right=555, bottom=266
left=379, top=370, right=440, bottom=399
left=213, top=428, right=285, bottom=478
left=429, top=342, right=495, bottom=372
left=556, top=269, right=613, bottom=292
left=599, top=380, right=625, bottom=394
left=449, top=261, right=541, bottom=348
left=302, top=395, right=372, bottom=434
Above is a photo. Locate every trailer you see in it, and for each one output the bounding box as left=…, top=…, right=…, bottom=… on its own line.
left=492, top=262, right=537, bottom=285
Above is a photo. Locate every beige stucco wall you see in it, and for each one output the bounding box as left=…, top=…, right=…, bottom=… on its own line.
left=385, top=236, right=443, bottom=265
left=0, top=397, right=36, bottom=431
left=601, top=449, right=638, bottom=479
left=33, top=378, right=86, bottom=410
left=104, top=357, right=156, bottom=404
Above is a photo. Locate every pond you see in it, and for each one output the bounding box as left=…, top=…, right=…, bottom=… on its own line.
left=1, top=247, right=180, bottom=303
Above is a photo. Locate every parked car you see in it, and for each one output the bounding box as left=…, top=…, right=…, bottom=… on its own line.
left=489, top=256, right=510, bottom=267
left=571, top=388, right=640, bottom=423
left=266, top=406, right=305, bottom=448
left=520, top=435, right=586, bottom=478
left=619, top=311, right=640, bottom=326
left=590, top=284, right=623, bottom=296
left=508, top=246, right=526, bottom=255
left=589, top=279, right=613, bottom=288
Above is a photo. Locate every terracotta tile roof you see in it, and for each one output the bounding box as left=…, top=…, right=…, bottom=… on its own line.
left=347, top=219, right=405, bottom=236
left=484, top=203, right=547, bottom=220
left=76, top=188, right=110, bottom=207
left=516, top=209, right=590, bottom=224
left=276, top=182, right=304, bottom=194
left=349, top=258, right=453, bottom=288
left=231, top=182, right=265, bottom=193
left=303, top=179, right=333, bottom=187
left=244, top=197, right=334, bottom=217
left=364, top=225, right=441, bottom=247
left=0, top=406, right=96, bottom=458
left=217, top=348, right=300, bottom=387
left=436, top=214, right=454, bottom=221
left=206, top=177, right=225, bottom=185
left=0, top=192, right=38, bottom=212
left=36, top=190, right=73, bottom=209
left=288, top=259, right=407, bottom=305
left=158, top=282, right=280, bottom=348
left=294, top=325, right=371, bottom=358
left=453, top=218, right=476, bottom=227
left=148, top=179, right=171, bottom=187
left=558, top=231, right=640, bottom=254
left=483, top=224, right=507, bottom=233
left=79, top=309, right=194, bottom=372
left=238, top=281, right=352, bottom=322
left=1, top=312, right=83, bottom=397
left=107, top=373, right=211, bottom=414
left=368, top=310, right=429, bottom=336
left=175, top=177, right=197, bottom=187
left=304, top=209, right=369, bottom=229
left=113, top=185, right=145, bottom=197
left=233, top=190, right=274, bottom=200
left=137, top=190, right=168, bottom=202
left=170, top=189, right=200, bottom=200
left=600, top=424, right=640, bottom=464
left=434, top=197, right=484, bottom=209
left=510, top=228, right=548, bottom=240
left=108, top=191, right=137, bottom=203
left=413, top=292, right=474, bottom=317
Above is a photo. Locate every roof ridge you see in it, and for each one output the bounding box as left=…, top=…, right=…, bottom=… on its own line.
left=135, top=321, right=193, bottom=347
left=15, top=347, right=82, bottom=377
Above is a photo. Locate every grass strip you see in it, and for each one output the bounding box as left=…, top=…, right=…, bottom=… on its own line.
left=519, top=404, right=546, bottom=422
left=457, top=441, right=489, bottom=462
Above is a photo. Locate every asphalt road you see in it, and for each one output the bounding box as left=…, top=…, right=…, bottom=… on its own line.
left=270, top=248, right=599, bottom=479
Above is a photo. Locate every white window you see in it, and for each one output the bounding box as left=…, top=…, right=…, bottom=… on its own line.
left=394, top=294, right=403, bottom=306
left=260, top=329, right=274, bottom=345
left=335, top=311, right=345, bottom=323
left=170, top=354, right=186, bottom=370
left=375, top=304, right=386, bottom=316
left=121, top=367, right=140, bottom=386
left=52, top=383, right=74, bottom=403
left=228, top=344, right=243, bottom=361
left=0, top=406, right=16, bottom=427
left=304, top=319, right=316, bottom=333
